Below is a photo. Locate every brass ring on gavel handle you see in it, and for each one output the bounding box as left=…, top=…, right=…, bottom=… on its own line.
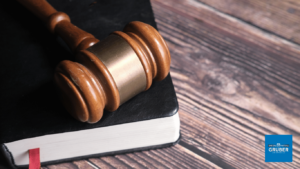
left=17, top=0, right=171, bottom=123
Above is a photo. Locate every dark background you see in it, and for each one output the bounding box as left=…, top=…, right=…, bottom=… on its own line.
left=0, top=0, right=177, bottom=144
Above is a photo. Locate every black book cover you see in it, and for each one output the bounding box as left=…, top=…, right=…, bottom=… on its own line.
left=0, top=0, right=179, bottom=168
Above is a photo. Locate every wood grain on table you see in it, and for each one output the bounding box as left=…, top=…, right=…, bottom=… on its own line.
left=45, top=0, right=300, bottom=168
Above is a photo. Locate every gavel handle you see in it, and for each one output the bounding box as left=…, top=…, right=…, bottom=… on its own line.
left=17, top=0, right=99, bottom=52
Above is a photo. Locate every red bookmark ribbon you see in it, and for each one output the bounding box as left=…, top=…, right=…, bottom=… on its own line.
left=29, top=148, right=40, bottom=169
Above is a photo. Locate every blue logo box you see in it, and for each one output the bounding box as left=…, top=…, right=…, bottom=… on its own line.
left=265, top=135, right=292, bottom=162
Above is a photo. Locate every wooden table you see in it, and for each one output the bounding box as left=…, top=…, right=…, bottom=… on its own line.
left=45, top=0, right=300, bottom=168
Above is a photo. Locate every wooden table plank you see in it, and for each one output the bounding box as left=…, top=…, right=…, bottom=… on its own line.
left=44, top=145, right=222, bottom=168
left=152, top=0, right=300, bottom=134
left=151, top=0, right=300, bottom=167
left=87, top=146, right=221, bottom=169
left=197, top=0, right=300, bottom=45
left=47, top=162, right=79, bottom=169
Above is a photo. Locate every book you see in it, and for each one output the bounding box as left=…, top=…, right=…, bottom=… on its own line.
left=0, top=0, right=180, bottom=168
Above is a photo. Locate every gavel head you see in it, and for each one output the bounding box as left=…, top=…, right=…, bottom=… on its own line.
left=54, top=21, right=171, bottom=123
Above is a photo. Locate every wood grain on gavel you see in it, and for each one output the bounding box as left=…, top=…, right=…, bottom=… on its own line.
left=17, top=0, right=171, bottom=123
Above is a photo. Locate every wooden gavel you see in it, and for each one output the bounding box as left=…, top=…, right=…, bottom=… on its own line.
left=18, top=0, right=171, bottom=123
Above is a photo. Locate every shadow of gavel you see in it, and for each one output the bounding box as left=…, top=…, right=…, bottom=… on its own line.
left=18, top=0, right=171, bottom=123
